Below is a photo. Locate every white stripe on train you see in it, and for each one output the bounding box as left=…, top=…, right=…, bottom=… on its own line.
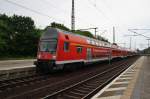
left=55, top=55, right=130, bottom=65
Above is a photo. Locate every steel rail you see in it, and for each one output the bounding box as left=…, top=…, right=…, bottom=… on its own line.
left=43, top=59, right=133, bottom=99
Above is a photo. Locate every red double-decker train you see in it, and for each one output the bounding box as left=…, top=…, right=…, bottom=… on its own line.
left=34, top=27, right=136, bottom=72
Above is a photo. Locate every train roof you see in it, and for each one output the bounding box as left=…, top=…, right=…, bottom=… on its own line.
left=46, top=27, right=111, bottom=44
left=42, top=27, right=134, bottom=51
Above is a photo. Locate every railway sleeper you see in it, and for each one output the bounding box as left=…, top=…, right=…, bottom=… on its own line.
left=82, top=84, right=96, bottom=89
left=63, top=94, right=81, bottom=99
left=68, top=91, right=85, bottom=97
left=73, top=89, right=89, bottom=94
left=86, top=83, right=99, bottom=86
left=0, top=83, right=9, bottom=87
left=77, top=86, right=93, bottom=91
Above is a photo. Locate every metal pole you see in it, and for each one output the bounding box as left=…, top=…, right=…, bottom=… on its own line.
left=148, top=40, right=149, bottom=48
left=145, top=39, right=150, bottom=49
left=148, top=39, right=150, bottom=48
left=109, top=45, right=112, bottom=65
left=134, top=41, right=136, bottom=49
left=130, top=37, right=132, bottom=49
left=71, top=0, right=75, bottom=31
left=94, top=27, right=98, bottom=38
left=78, top=27, right=98, bottom=38
left=124, top=43, right=126, bottom=48
left=113, top=26, right=115, bottom=43
left=94, top=28, right=96, bottom=38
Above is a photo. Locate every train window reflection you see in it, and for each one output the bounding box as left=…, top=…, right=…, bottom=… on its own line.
left=40, top=41, right=57, bottom=53
left=77, top=46, right=82, bottom=53
left=64, top=42, right=69, bottom=52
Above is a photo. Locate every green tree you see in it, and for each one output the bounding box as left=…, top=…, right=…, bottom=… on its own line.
left=75, top=30, right=94, bottom=38
left=0, top=14, right=42, bottom=58
left=0, top=14, right=10, bottom=56
left=142, top=47, right=150, bottom=54
left=9, top=15, right=41, bottom=56
left=97, top=35, right=109, bottom=42
left=51, top=22, right=70, bottom=31
left=49, top=22, right=109, bottom=41
left=48, top=22, right=95, bottom=38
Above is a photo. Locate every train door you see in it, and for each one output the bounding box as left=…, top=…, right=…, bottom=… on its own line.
left=87, top=48, right=92, bottom=61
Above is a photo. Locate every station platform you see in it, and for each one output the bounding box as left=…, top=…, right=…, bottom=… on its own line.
left=92, top=56, right=149, bottom=99
left=0, top=59, right=36, bottom=81
left=0, top=59, right=35, bottom=70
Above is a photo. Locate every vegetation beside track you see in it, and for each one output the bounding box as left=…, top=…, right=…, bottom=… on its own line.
left=141, top=47, right=150, bottom=54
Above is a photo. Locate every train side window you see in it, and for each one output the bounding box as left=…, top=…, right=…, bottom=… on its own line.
left=77, top=46, right=82, bottom=53
left=64, top=42, right=69, bottom=52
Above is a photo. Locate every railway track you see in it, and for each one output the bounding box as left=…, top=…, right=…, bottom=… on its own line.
left=0, top=74, right=48, bottom=91
left=43, top=57, right=135, bottom=99
left=0, top=56, right=139, bottom=99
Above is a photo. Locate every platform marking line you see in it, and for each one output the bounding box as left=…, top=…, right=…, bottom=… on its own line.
left=126, top=71, right=135, bottom=73
left=120, top=75, right=133, bottom=77
left=122, top=73, right=134, bottom=76
left=118, top=77, right=132, bottom=80
left=113, top=81, right=129, bottom=84
left=96, top=95, right=122, bottom=99
left=105, top=87, right=127, bottom=91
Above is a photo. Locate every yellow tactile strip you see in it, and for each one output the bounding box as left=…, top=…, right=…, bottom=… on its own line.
left=92, top=56, right=144, bottom=99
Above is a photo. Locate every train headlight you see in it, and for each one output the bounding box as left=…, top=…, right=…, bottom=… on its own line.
left=52, top=55, right=56, bottom=59
left=38, top=54, right=41, bottom=59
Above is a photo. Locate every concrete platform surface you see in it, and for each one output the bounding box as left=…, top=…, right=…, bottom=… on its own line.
left=131, top=56, right=150, bottom=99
left=0, top=59, right=35, bottom=70
left=92, top=56, right=148, bottom=99
left=0, top=59, right=36, bottom=81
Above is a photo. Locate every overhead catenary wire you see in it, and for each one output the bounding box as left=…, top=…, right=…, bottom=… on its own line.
left=38, top=0, right=95, bottom=28
left=3, top=0, right=109, bottom=34
left=31, top=0, right=96, bottom=30
left=87, top=0, right=113, bottom=25
left=4, top=0, right=64, bottom=22
left=3, top=0, right=96, bottom=31
left=128, top=29, right=150, bottom=39
left=41, top=0, right=67, bottom=14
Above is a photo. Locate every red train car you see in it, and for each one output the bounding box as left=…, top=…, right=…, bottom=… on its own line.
left=34, top=28, right=135, bottom=72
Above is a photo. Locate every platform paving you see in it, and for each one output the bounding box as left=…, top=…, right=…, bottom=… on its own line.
left=0, top=59, right=36, bottom=81
left=92, top=56, right=147, bottom=99
left=131, top=56, right=150, bottom=99
left=0, top=59, right=35, bottom=70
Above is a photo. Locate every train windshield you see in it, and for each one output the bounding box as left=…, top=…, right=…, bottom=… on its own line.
left=39, top=40, right=57, bottom=54
left=39, top=28, right=59, bottom=54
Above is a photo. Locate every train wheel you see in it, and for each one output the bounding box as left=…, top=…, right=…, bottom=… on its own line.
left=36, top=65, right=41, bottom=74
left=63, top=63, right=76, bottom=72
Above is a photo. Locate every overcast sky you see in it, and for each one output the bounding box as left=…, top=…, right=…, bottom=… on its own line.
left=1, top=0, right=150, bottom=50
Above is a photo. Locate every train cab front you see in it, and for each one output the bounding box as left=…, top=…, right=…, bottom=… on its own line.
left=34, top=28, right=58, bottom=73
